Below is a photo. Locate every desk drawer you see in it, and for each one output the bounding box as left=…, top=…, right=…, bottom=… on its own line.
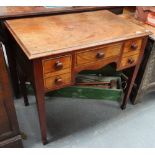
left=76, top=43, right=122, bottom=66
left=43, top=55, right=72, bottom=74
left=123, top=38, right=142, bottom=54
left=44, top=73, right=71, bottom=90
left=120, top=54, right=139, bottom=69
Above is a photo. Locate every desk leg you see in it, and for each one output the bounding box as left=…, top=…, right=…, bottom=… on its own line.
left=121, top=67, right=136, bottom=109
left=18, top=66, right=29, bottom=106
left=33, top=60, right=47, bottom=145
left=121, top=37, right=148, bottom=109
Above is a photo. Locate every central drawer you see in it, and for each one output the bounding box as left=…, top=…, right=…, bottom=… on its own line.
left=76, top=43, right=122, bottom=66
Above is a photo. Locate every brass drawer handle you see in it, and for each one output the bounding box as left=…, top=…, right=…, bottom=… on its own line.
left=55, top=77, right=63, bottom=84
left=96, top=52, right=105, bottom=59
left=130, top=43, right=138, bottom=50
left=128, top=58, right=134, bottom=64
left=55, top=61, right=63, bottom=70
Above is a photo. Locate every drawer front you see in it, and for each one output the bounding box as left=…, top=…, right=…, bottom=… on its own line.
left=44, top=73, right=71, bottom=90
left=43, top=55, right=72, bottom=74
left=123, top=38, right=142, bottom=54
left=76, top=43, right=122, bottom=66
left=122, top=50, right=141, bottom=58
left=44, top=68, right=71, bottom=78
left=120, top=54, right=139, bottom=69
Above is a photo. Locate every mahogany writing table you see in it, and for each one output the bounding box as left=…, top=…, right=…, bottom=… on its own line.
left=4, top=10, right=151, bottom=144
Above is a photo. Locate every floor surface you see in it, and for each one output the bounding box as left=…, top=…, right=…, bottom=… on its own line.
left=14, top=92, right=155, bottom=148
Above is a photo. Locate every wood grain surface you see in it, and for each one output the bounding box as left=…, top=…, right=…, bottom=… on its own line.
left=76, top=43, right=122, bottom=66
left=5, top=10, right=151, bottom=59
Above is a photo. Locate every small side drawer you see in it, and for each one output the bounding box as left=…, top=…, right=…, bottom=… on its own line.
left=43, top=55, right=72, bottom=74
left=122, top=50, right=141, bottom=58
left=76, top=43, right=122, bottom=66
left=123, top=38, right=142, bottom=53
left=120, top=54, right=139, bottom=69
left=44, top=73, right=71, bottom=90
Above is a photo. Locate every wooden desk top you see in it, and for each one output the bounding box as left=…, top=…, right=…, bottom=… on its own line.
left=5, top=10, right=151, bottom=59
